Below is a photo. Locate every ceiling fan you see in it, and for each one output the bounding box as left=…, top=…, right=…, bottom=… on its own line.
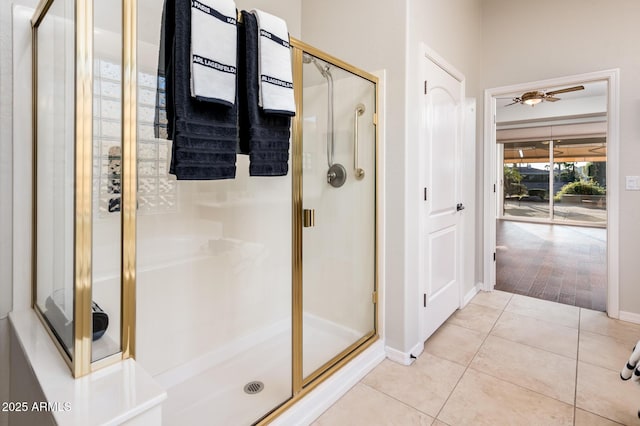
left=505, top=85, right=585, bottom=107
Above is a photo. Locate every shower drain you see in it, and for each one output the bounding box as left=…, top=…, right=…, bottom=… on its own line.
left=244, top=381, right=264, bottom=395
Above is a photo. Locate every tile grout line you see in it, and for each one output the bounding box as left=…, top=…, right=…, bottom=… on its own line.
left=358, top=381, right=435, bottom=421
left=481, top=295, right=580, bottom=410
left=450, top=293, right=630, bottom=424
left=464, top=298, right=580, bottom=362
left=431, top=294, right=513, bottom=422
left=569, top=315, right=627, bottom=426
left=461, top=294, right=583, bottom=410
left=573, top=308, right=581, bottom=426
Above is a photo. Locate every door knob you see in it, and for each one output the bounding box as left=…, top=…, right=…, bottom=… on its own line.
left=456, top=203, right=465, bottom=211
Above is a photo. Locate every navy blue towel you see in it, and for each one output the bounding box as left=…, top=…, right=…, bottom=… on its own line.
left=238, top=11, right=291, bottom=177
left=156, top=0, right=238, bottom=180
left=154, top=1, right=168, bottom=140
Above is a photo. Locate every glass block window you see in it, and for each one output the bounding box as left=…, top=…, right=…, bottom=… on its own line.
left=92, top=59, right=177, bottom=217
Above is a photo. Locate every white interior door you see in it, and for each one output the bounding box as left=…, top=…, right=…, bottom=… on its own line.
left=420, top=51, right=464, bottom=342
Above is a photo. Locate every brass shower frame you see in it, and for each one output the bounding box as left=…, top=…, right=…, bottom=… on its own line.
left=31, top=0, right=136, bottom=377
left=31, top=1, right=379, bottom=418
left=258, top=38, right=380, bottom=425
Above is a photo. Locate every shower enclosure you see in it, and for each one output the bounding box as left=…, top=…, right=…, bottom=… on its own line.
left=31, top=0, right=378, bottom=423
left=135, top=39, right=378, bottom=424
left=139, top=39, right=378, bottom=424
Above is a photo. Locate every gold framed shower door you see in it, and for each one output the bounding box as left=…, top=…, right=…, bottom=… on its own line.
left=257, top=38, right=380, bottom=425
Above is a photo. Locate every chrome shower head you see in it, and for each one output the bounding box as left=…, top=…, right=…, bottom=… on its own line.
left=302, top=53, right=332, bottom=79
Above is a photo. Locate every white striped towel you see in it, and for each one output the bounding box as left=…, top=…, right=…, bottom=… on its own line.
left=190, top=0, right=237, bottom=105
left=251, top=9, right=295, bottom=116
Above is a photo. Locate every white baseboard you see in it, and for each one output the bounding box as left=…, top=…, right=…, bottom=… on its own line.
left=476, top=281, right=490, bottom=292
left=384, top=341, right=424, bottom=366
left=272, top=340, right=385, bottom=426
left=384, top=346, right=410, bottom=365
left=619, top=311, right=640, bottom=324
left=462, top=285, right=480, bottom=308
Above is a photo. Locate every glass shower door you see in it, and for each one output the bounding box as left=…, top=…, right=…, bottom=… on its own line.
left=301, top=53, right=377, bottom=382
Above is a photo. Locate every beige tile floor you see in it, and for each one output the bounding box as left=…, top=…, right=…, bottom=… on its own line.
left=313, top=290, right=640, bottom=426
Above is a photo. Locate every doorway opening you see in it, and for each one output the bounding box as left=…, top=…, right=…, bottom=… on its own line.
left=483, top=70, right=620, bottom=316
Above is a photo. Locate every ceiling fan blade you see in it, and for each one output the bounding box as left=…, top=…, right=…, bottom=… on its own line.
left=502, top=97, right=521, bottom=106
left=545, top=96, right=560, bottom=102
left=546, top=85, right=585, bottom=96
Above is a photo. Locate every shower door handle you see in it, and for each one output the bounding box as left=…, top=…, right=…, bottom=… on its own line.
left=354, top=104, right=365, bottom=179
left=303, top=209, right=315, bottom=227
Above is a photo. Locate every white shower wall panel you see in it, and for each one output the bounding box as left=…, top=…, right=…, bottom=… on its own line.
left=135, top=155, right=292, bottom=379
left=135, top=237, right=291, bottom=378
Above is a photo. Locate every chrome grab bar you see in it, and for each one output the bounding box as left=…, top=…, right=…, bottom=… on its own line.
left=354, top=103, right=365, bottom=179
left=325, top=67, right=335, bottom=168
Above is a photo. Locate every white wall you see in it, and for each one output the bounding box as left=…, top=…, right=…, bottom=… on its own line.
left=301, top=0, right=409, bottom=352
left=481, top=0, right=640, bottom=315
left=301, top=0, right=483, bottom=354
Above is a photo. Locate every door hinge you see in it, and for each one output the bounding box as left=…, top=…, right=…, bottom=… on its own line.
left=423, top=293, right=427, bottom=307
left=493, top=184, right=496, bottom=193
left=493, top=252, right=496, bottom=261
left=424, top=80, right=428, bottom=95
left=424, top=187, right=428, bottom=201
left=372, top=291, right=378, bottom=304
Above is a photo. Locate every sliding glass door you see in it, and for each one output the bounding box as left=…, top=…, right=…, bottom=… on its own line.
left=552, top=140, right=607, bottom=223
left=501, top=138, right=607, bottom=225
left=502, top=141, right=551, bottom=220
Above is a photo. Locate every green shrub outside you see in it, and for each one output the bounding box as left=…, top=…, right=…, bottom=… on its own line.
left=553, top=180, right=606, bottom=202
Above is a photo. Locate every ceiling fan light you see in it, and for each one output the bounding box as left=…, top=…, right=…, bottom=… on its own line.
left=521, top=90, right=545, bottom=106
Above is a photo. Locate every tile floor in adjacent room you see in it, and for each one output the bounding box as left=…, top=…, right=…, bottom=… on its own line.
left=495, top=220, right=607, bottom=311
left=312, top=290, right=640, bottom=426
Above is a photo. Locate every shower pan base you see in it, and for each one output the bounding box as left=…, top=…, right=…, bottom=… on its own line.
left=159, top=315, right=362, bottom=425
